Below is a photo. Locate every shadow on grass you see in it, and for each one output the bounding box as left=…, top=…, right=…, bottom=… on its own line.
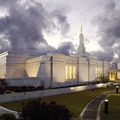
left=72, top=118, right=81, bottom=120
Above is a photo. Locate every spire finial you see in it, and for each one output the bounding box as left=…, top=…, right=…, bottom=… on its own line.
left=81, top=26, right=82, bottom=34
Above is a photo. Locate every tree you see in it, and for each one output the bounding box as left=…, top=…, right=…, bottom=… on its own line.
left=18, top=99, right=71, bottom=120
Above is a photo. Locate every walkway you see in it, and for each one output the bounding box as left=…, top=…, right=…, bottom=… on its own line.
left=80, top=90, right=115, bottom=120
left=0, top=106, right=18, bottom=118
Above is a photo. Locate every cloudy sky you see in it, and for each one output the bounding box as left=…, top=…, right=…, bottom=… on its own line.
left=0, top=0, right=120, bottom=61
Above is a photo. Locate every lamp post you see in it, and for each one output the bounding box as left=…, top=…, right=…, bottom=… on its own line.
left=116, top=86, right=119, bottom=93
left=50, top=56, right=53, bottom=88
left=104, top=99, right=109, bottom=114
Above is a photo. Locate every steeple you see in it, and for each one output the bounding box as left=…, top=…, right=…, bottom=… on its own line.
left=78, top=26, right=86, bottom=55
left=81, top=26, right=82, bottom=34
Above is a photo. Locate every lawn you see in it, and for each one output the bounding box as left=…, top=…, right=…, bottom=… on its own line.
left=0, top=87, right=114, bottom=118
left=100, top=93, right=120, bottom=120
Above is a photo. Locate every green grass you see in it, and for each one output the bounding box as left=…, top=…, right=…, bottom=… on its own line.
left=100, top=93, right=120, bottom=120
left=0, top=87, right=114, bottom=118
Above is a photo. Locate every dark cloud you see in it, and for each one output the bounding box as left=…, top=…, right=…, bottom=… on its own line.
left=92, top=0, right=120, bottom=61
left=0, top=0, right=71, bottom=54
left=0, top=0, right=15, bottom=6
left=56, top=42, right=75, bottom=55
left=51, top=9, right=70, bottom=35
left=91, top=48, right=114, bottom=62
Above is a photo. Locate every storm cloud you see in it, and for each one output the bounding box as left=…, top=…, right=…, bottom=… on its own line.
left=0, top=0, right=72, bottom=54
left=51, top=9, right=70, bottom=35
left=56, top=41, right=75, bottom=55
left=92, top=0, right=120, bottom=61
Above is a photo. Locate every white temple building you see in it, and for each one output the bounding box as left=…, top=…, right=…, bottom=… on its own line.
left=0, top=28, right=120, bottom=88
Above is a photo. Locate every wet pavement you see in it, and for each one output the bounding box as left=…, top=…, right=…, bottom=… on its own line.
left=80, top=90, right=115, bottom=120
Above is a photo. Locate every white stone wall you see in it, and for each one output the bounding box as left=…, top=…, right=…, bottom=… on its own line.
left=103, top=61, right=109, bottom=75
left=6, top=77, right=41, bottom=87
left=89, top=58, right=96, bottom=81
left=96, top=60, right=109, bottom=78
left=117, top=62, right=120, bottom=79
left=117, top=62, right=120, bottom=69
left=44, top=56, right=51, bottom=88
left=52, top=54, right=65, bottom=83
left=6, top=52, right=29, bottom=78
left=0, top=51, right=113, bottom=89
left=0, top=52, right=8, bottom=78
left=43, top=54, right=78, bottom=88
left=96, top=61, right=103, bottom=77
left=117, top=72, right=120, bottom=79
left=25, top=57, right=41, bottom=77
left=0, top=83, right=110, bottom=103
left=78, top=57, right=88, bottom=83
left=64, top=55, right=78, bottom=85
left=7, top=64, right=26, bottom=78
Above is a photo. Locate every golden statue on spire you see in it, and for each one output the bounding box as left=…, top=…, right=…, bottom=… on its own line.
left=81, top=26, right=83, bottom=34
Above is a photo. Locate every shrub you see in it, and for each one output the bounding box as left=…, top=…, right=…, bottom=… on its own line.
left=97, top=75, right=109, bottom=83
left=0, top=78, right=7, bottom=85
left=19, top=99, right=71, bottom=120
left=0, top=113, right=16, bottom=120
left=4, top=90, right=15, bottom=94
left=9, top=86, right=44, bottom=92
left=0, top=78, right=8, bottom=94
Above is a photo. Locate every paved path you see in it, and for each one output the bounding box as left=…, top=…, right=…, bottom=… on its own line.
left=0, top=106, right=18, bottom=118
left=80, top=90, right=115, bottom=120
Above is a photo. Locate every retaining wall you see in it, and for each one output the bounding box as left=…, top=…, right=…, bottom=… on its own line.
left=0, top=83, right=111, bottom=103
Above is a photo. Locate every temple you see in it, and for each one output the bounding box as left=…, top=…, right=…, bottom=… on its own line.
left=0, top=29, right=120, bottom=88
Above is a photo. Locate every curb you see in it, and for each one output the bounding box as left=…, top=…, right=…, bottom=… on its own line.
left=0, top=106, right=18, bottom=118
left=80, top=90, right=115, bottom=120
left=97, top=90, right=115, bottom=120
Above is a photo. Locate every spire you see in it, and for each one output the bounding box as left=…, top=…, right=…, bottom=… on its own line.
left=78, top=25, right=86, bottom=55
left=81, top=26, right=83, bottom=34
